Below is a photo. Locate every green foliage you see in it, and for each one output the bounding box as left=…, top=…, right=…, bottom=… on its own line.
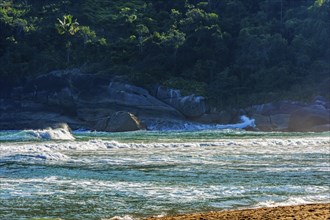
left=163, top=77, right=207, bottom=97
left=0, top=0, right=329, bottom=108
left=314, top=0, right=327, bottom=7
left=56, top=14, right=79, bottom=35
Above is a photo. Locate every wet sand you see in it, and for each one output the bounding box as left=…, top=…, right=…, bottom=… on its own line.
left=145, top=203, right=330, bottom=220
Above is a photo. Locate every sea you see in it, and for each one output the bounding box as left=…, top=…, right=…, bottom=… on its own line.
left=0, top=121, right=329, bottom=219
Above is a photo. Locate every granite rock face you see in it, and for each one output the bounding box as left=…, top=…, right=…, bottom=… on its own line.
left=94, top=111, right=145, bottom=132
left=288, top=105, right=330, bottom=132
left=1, top=68, right=329, bottom=132
left=155, top=86, right=207, bottom=118
left=0, top=69, right=185, bottom=130
left=246, top=98, right=330, bottom=132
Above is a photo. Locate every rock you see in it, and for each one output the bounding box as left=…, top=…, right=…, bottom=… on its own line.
left=270, top=114, right=291, bottom=131
left=246, top=101, right=312, bottom=131
left=252, top=114, right=273, bottom=131
left=0, top=109, right=85, bottom=130
left=289, top=105, right=330, bottom=132
left=47, top=87, right=77, bottom=115
left=105, top=82, right=184, bottom=119
left=77, top=107, right=116, bottom=122
left=312, top=96, right=329, bottom=109
left=70, top=71, right=111, bottom=96
left=251, top=114, right=291, bottom=131
left=94, top=111, right=145, bottom=132
left=17, top=70, right=184, bottom=129
left=247, top=101, right=306, bottom=115
left=179, top=95, right=207, bottom=118
left=24, top=69, right=72, bottom=94
left=193, top=111, right=232, bottom=124
left=155, top=86, right=207, bottom=118
left=311, top=124, right=330, bottom=132
left=108, top=82, right=160, bottom=106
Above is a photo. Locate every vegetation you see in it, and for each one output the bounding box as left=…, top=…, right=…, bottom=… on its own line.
left=1, top=0, right=329, bottom=107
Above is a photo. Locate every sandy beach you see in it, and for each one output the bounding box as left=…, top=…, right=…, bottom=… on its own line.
left=145, top=203, right=330, bottom=220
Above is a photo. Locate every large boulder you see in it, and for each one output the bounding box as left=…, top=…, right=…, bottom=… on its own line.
left=155, top=86, right=207, bottom=118
left=288, top=105, right=330, bottom=132
left=94, top=111, right=145, bottom=132
left=105, top=82, right=183, bottom=119
left=16, top=70, right=185, bottom=129
left=247, top=100, right=306, bottom=115
left=252, top=114, right=291, bottom=131
left=311, top=124, right=330, bottom=132
left=246, top=101, right=308, bottom=131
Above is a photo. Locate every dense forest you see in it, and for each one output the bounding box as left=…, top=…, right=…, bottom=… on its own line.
left=0, top=0, right=329, bottom=107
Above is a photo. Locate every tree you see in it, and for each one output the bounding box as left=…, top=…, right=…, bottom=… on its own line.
left=56, top=14, right=79, bottom=64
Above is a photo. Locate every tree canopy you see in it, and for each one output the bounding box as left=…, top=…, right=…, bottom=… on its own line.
left=1, top=0, right=329, bottom=107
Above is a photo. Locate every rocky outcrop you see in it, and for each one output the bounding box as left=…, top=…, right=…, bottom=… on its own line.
left=94, top=111, right=145, bottom=132
left=1, top=69, right=186, bottom=131
left=288, top=105, right=330, bottom=132
left=75, top=82, right=184, bottom=124
left=247, top=98, right=330, bottom=132
left=106, top=82, right=183, bottom=118
left=247, top=100, right=306, bottom=115
left=246, top=101, right=306, bottom=131
left=155, top=86, right=207, bottom=118
left=251, top=114, right=291, bottom=131
left=1, top=68, right=329, bottom=132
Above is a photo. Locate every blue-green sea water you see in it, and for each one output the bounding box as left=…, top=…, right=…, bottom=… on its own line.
left=0, top=129, right=329, bottom=219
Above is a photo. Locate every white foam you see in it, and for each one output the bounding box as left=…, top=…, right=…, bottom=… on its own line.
left=1, top=135, right=329, bottom=164
left=1, top=137, right=329, bottom=153
left=25, top=128, right=75, bottom=140
left=254, top=195, right=330, bottom=208
left=216, top=115, right=255, bottom=129
left=147, top=115, right=255, bottom=131
left=0, top=128, right=75, bottom=141
left=107, top=216, right=134, bottom=220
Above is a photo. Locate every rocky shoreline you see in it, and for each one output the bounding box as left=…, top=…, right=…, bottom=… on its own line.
left=1, top=69, right=329, bottom=132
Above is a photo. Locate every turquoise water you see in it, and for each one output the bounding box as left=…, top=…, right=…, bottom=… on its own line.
left=0, top=130, right=329, bottom=219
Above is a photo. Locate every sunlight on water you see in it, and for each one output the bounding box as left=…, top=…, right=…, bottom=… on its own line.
left=0, top=130, right=329, bottom=219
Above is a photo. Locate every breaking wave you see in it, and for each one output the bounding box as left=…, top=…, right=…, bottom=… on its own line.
left=0, top=127, right=75, bottom=141
left=0, top=136, right=329, bottom=163
left=147, top=115, right=255, bottom=131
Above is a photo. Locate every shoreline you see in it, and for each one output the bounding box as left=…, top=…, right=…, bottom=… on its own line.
left=144, top=203, right=330, bottom=220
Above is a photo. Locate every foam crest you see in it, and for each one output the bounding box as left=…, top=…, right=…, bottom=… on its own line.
left=0, top=128, right=75, bottom=141
left=147, top=115, right=255, bottom=131
left=102, top=138, right=330, bottom=152
left=107, top=215, right=134, bottom=220
left=2, top=151, right=69, bottom=162
left=26, top=128, right=75, bottom=140
left=254, top=195, right=330, bottom=208
left=1, top=137, right=329, bottom=152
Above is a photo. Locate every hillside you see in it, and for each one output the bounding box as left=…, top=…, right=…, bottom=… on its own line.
left=1, top=0, right=329, bottom=107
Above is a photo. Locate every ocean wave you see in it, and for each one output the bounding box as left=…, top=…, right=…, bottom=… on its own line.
left=0, top=127, right=75, bottom=141
left=1, top=152, right=69, bottom=162
left=0, top=137, right=329, bottom=164
left=147, top=115, right=255, bottom=131
left=254, top=195, right=330, bottom=208
left=1, top=137, right=329, bottom=151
